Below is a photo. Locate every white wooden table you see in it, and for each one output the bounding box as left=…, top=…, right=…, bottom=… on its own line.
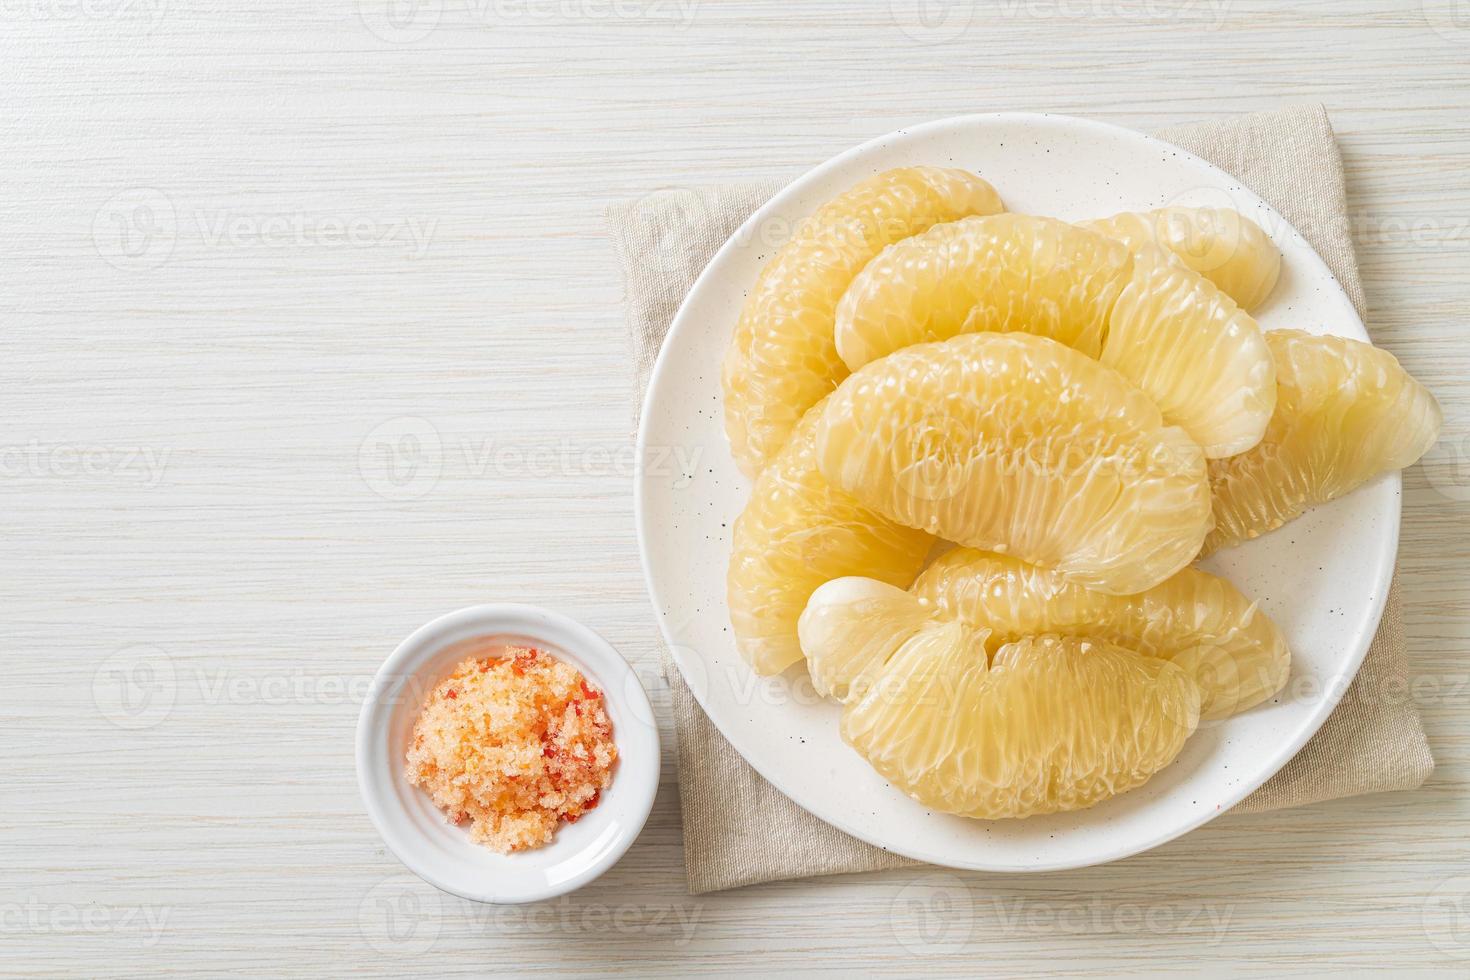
left=3, top=2, right=1468, bottom=974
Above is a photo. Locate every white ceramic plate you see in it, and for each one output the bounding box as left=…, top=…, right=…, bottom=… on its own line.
left=634, top=113, right=1397, bottom=872
left=356, top=604, right=660, bottom=902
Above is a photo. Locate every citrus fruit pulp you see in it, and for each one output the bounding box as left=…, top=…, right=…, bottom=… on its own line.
left=797, top=576, right=936, bottom=703
left=832, top=213, right=1275, bottom=457
left=1101, top=244, right=1276, bottom=458
left=1205, top=329, right=1442, bottom=554
left=727, top=398, right=932, bottom=675
left=816, top=331, right=1212, bottom=595
left=721, top=166, right=1003, bottom=477
left=834, top=213, right=1131, bottom=369
left=840, top=629, right=1201, bottom=819
left=1082, top=206, right=1282, bottom=312
left=912, top=550, right=1290, bottom=718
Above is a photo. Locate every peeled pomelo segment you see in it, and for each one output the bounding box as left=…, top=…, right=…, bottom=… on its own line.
left=1204, top=329, right=1442, bottom=555
left=831, top=213, right=1275, bottom=458
left=721, top=167, right=1004, bottom=477
left=913, top=549, right=1289, bottom=718
left=843, top=634, right=1200, bottom=819
left=834, top=213, right=1133, bottom=371
left=727, top=399, right=933, bottom=675
left=1082, top=207, right=1282, bottom=312
left=798, top=577, right=936, bottom=702
left=1101, top=244, right=1276, bottom=458
left=816, top=332, right=1213, bottom=596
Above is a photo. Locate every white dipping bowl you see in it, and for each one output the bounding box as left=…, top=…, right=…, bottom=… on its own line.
left=356, top=604, right=660, bottom=904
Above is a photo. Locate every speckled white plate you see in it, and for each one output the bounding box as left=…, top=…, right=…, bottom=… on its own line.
left=634, top=113, right=1397, bottom=872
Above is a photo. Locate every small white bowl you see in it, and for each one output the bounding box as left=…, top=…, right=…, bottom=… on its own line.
left=356, top=604, right=660, bottom=904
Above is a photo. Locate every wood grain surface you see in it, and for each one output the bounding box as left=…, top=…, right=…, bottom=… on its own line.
left=1, top=1, right=1467, bottom=975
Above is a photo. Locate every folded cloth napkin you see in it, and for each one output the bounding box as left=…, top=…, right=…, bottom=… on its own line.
left=607, top=104, right=1434, bottom=895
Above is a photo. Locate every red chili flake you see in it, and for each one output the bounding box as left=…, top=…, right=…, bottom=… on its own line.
left=580, top=680, right=601, bottom=701
left=444, top=688, right=457, bottom=699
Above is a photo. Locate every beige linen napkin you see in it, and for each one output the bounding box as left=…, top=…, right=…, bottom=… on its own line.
left=608, top=104, right=1434, bottom=895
